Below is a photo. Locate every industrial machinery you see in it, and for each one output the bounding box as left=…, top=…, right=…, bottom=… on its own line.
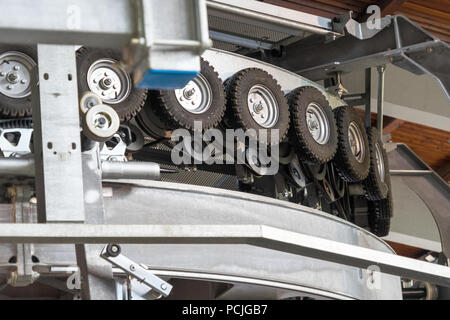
left=0, top=0, right=448, bottom=300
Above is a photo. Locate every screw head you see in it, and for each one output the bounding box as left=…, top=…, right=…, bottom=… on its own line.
left=129, top=264, right=135, bottom=271
left=161, top=283, right=167, bottom=290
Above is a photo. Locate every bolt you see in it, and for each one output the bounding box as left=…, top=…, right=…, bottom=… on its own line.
left=249, top=98, right=254, bottom=103
left=184, top=88, right=196, bottom=99
left=129, top=264, right=135, bottom=271
left=254, top=102, right=264, bottom=113
left=110, top=245, right=119, bottom=253
left=20, top=79, right=26, bottom=84
left=100, top=78, right=113, bottom=90
left=6, top=85, right=12, bottom=90
left=161, top=283, right=167, bottom=290
left=13, top=66, right=20, bottom=71
left=7, top=72, right=19, bottom=84
left=0, top=72, right=4, bottom=77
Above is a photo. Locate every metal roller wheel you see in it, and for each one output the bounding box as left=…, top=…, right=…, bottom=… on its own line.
left=82, top=104, right=120, bottom=142
left=288, top=156, right=307, bottom=188
left=224, top=68, right=290, bottom=145
left=124, top=123, right=145, bottom=153
left=287, top=86, right=338, bottom=164
left=150, top=58, right=226, bottom=132
left=77, top=47, right=147, bottom=122
left=0, top=46, right=37, bottom=117
left=79, top=91, right=102, bottom=115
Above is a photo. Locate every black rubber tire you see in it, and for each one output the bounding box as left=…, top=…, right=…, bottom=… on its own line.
left=76, top=47, right=147, bottom=122
left=368, top=189, right=393, bottom=237
left=363, top=127, right=390, bottom=201
left=288, top=87, right=338, bottom=164
left=135, top=93, right=173, bottom=139
left=150, top=58, right=226, bottom=132
left=0, top=45, right=37, bottom=118
left=333, top=106, right=370, bottom=182
left=224, top=68, right=289, bottom=145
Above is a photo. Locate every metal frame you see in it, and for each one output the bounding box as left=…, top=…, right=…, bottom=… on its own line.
left=0, top=0, right=448, bottom=300
left=0, top=223, right=448, bottom=287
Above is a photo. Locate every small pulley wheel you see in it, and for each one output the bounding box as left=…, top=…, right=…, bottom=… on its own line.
left=79, top=91, right=102, bottom=115
left=125, top=123, right=145, bottom=153
left=288, top=156, right=307, bottom=188
left=105, top=244, right=121, bottom=257
left=82, top=104, right=120, bottom=142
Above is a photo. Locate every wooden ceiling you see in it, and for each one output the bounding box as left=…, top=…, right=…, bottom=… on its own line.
left=261, top=0, right=450, bottom=182
left=261, top=0, right=450, bottom=43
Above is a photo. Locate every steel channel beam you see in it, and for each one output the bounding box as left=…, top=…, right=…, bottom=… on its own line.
left=0, top=224, right=448, bottom=287
left=0, top=0, right=135, bottom=47
left=0, top=0, right=335, bottom=48
left=206, top=0, right=336, bottom=36
left=31, top=44, right=84, bottom=223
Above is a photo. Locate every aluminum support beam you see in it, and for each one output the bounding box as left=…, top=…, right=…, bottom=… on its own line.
left=206, top=0, right=336, bottom=36
left=0, top=224, right=448, bottom=287
left=31, top=44, right=84, bottom=223
left=0, top=0, right=135, bottom=47
left=75, top=147, right=116, bottom=300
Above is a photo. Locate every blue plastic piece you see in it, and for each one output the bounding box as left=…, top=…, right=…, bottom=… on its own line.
left=136, top=69, right=199, bottom=90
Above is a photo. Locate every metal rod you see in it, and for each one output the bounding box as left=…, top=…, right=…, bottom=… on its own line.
left=365, top=68, right=372, bottom=128
left=377, top=65, right=386, bottom=137
left=0, top=224, right=449, bottom=287
left=0, top=158, right=161, bottom=181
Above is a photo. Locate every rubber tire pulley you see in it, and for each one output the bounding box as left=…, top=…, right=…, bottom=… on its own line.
left=76, top=47, right=147, bottom=122
left=333, top=106, right=370, bottom=182
left=150, top=58, right=226, bottom=132
left=0, top=45, right=37, bottom=118
left=224, top=68, right=290, bottom=145
left=368, top=189, right=393, bottom=237
left=288, top=86, right=338, bottom=164
left=363, top=127, right=391, bottom=201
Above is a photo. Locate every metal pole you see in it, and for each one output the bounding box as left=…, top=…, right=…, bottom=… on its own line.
left=364, top=68, right=372, bottom=128
left=377, top=65, right=386, bottom=138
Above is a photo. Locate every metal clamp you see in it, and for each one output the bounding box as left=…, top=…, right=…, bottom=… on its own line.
left=100, top=244, right=172, bottom=298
